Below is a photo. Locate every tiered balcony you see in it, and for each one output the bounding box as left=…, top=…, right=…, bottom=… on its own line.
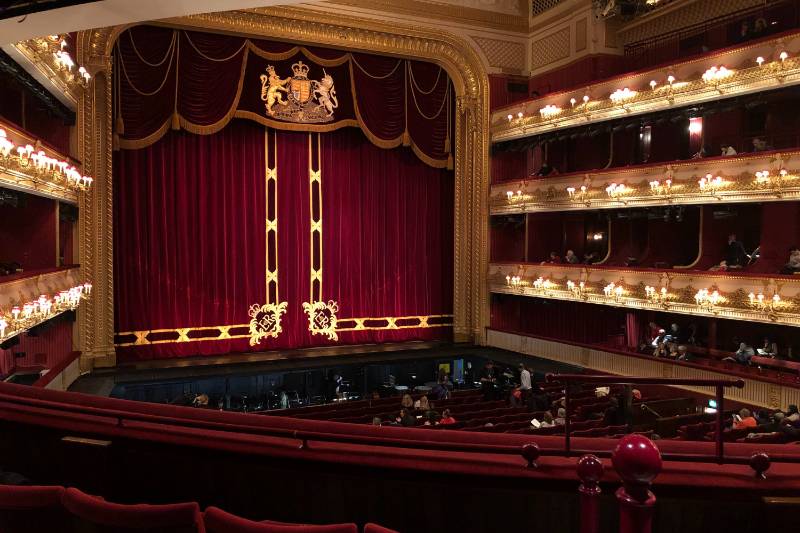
left=488, top=262, right=800, bottom=328
left=491, top=149, right=800, bottom=214
left=492, top=30, right=800, bottom=143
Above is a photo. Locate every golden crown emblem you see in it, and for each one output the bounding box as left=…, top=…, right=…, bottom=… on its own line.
left=292, top=61, right=310, bottom=77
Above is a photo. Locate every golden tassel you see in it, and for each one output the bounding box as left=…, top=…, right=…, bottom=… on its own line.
left=115, top=114, right=125, bottom=136
left=402, top=131, right=411, bottom=147
left=113, top=132, right=120, bottom=151
left=171, top=112, right=180, bottom=130
left=447, top=153, right=453, bottom=170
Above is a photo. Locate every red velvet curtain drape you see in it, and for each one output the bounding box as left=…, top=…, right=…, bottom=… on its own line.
left=115, top=26, right=453, bottom=168
left=113, top=121, right=453, bottom=361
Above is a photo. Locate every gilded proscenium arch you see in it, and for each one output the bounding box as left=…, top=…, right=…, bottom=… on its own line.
left=78, top=6, right=490, bottom=367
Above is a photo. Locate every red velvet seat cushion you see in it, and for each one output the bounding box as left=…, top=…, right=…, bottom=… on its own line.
left=63, top=487, right=204, bottom=532
left=204, top=507, right=357, bottom=533
left=0, top=484, right=70, bottom=533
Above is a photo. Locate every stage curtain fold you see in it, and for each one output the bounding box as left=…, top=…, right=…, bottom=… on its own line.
left=113, top=121, right=453, bottom=361
left=115, top=26, right=453, bottom=168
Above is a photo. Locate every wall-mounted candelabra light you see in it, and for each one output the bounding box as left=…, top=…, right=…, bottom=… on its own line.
left=566, top=185, right=590, bottom=206
left=1, top=283, right=91, bottom=343
left=29, top=34, right=91, bottom=89
left=648, top=178, right=672, bottom=197
left=698, top=174, right=724, bottom=198
left=754, top=169, right=790, bottom=197
left=605, top=182, right=628, bottom=203
left=505, top=275, right=524, bottom=291
left=532, top=276, right=553, bottom=294
left=539, top=105, right=561, bottom=119
left=505, top=189, right=524, bottom=203
left=0, top=129, right=92, bottom=191
left=567, top=280, right=587, bottom=299
left=748, top=291, right=782, bottom=319
left=603, top=282, right=624, bottom=302
left=644, top=285, right=670, bottom=308
left=701, top=65, right=734, bottom=91
left=694, top=288, right=721, bottom=313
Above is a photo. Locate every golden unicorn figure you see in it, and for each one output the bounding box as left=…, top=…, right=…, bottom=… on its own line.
left=260, top=65, right=291, bottom=116
left=313, top=70, right=338, bottom=116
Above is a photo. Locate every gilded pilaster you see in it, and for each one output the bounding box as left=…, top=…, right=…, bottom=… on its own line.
left=76, top=33, right=115, bottom=368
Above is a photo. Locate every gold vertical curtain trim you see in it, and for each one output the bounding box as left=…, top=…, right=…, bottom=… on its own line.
left=117, top=30, right=452, bottom=168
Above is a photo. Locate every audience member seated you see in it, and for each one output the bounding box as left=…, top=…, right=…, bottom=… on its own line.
left=439, top=409, right=456, bottom=425
left=541, top=251, right=561, bottom=265
left=708, top=260, right=729, bottom=272
left=414, top=395, right=430, bottom=411
left=397, top=408, right=416, bottom=427
left=720, top=145, right=737, bottom=156
left=724, top=233, right=748, bottom=269
left=540, top=411, right=555, bottom=428
left=780, top=246, right=800, bottom=275
left=554, top=407, right=566, bottom=425
left=757, top=337, right=778, bottom=358
left=400, top=393, right=413, bottom=409
left=650, top=329, right=667, bottom=349
left=751, top=137, right=774, bottom=152
left=372, top=417, right=382, bottom=426
left=723, top=342, right=755, bottom=365
left=564, top=249, right=579, bottom=264
left=582, top=251, right=598, bottom=264
left=733, top=408, right=758, bottom=429
left=536, top=163, right=557, bottom=177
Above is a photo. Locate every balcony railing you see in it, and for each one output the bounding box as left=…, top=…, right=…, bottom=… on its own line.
left=489, top=262, right=800, bottom=328
left=490, top=149, right=800, bottom=214
left=491, top=30, right=800, bottom=143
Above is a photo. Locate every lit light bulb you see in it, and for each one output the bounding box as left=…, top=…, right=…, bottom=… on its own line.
left=517, top=111, right=523, bottom=119
left=649, top=80, right=657, bottom=89
left=756, top=56, right=765, bottom=66
left=667, top=75, right=675, bottom=85
left=780, top=51, right=789, bottom=62
left=507, top=114, right=513, bottom=122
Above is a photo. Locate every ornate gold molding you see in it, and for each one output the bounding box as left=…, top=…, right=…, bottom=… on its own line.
left=78, top=6, right=489, bottom=360
left=491, top=150, right=800, bottom=214
left=492, top=30, right=800, bottom=142
left=490, top=262, right=800, bottom=328
left=115, top=314, right=454, bottom=347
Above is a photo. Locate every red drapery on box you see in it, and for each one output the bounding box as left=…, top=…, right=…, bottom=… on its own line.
left=115, top=26, right=453, bottom=168
left=113, top=121, right=453, bottom=360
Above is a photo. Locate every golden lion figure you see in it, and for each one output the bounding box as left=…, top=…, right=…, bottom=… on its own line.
left=260, top=65, right=291, bottom=116
left=313, top=70, right=338, bottom=116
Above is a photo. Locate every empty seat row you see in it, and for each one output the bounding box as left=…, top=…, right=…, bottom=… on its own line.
left=0, top=485, right=398, bottom=533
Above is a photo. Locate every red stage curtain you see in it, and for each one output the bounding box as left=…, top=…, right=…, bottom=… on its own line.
left=115, top=26, right=452, bottom=168
left=113, top=121, right=453, bottom=360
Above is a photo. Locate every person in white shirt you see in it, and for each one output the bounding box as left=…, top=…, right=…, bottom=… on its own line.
left=512, top=363, right=532, bottom=407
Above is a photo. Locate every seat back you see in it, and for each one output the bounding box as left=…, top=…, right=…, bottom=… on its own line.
left=0, top=484, right=69, bottom=533
left=63, top=487, right=204, bottom=533
left=364, top=524, right=400, bottom=533
left=204, top=506, right=357, bottom=533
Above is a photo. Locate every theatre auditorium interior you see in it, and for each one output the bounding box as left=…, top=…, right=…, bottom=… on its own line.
left=6, top=0, right=800, bottom=531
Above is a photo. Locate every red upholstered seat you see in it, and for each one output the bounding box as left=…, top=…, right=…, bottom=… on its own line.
left=364, top=523, right=400, bottom=533
left=204, top=506, right=357, bottom=533
left=63, top=487, right=204, bottom=532
left=0, top=484, right=69, bottom=533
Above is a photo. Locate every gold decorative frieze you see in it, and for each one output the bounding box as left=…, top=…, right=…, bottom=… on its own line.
left=0, top=268, right=88, bottom=343
left=491, top=150, right=800, bottom=214
left=0, top=122, right=89, bottom=204
left=10, top=35, right=92, bottom=108
left=492, top=31, right=800, bottom=142
left=115, top=314, right=454, bottom=347
left=489, top=262, right=800, bottom=327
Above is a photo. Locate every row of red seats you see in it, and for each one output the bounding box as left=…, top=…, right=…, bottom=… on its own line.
left=0, top=485, right=398, bottom=533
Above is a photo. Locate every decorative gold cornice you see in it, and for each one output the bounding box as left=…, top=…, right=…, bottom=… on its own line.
left=492, top=30, right=800, bottom=142
left=491, top=150, right=800, bottom=213
left=489, top=262, right=800, bottom=327
left=10, top=39, right=79, bottom=108
left=78, top=6, right=490, bottom=360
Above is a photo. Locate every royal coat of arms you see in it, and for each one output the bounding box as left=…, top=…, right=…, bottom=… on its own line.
left=259, top=61, right=338, bottom=123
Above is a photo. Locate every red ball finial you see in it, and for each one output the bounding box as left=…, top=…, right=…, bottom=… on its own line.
left=612, top=434, right=662, bottom=488
left=521, top=442, right=540, bottom=469
left=577, top=454, right=604, bottom=495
